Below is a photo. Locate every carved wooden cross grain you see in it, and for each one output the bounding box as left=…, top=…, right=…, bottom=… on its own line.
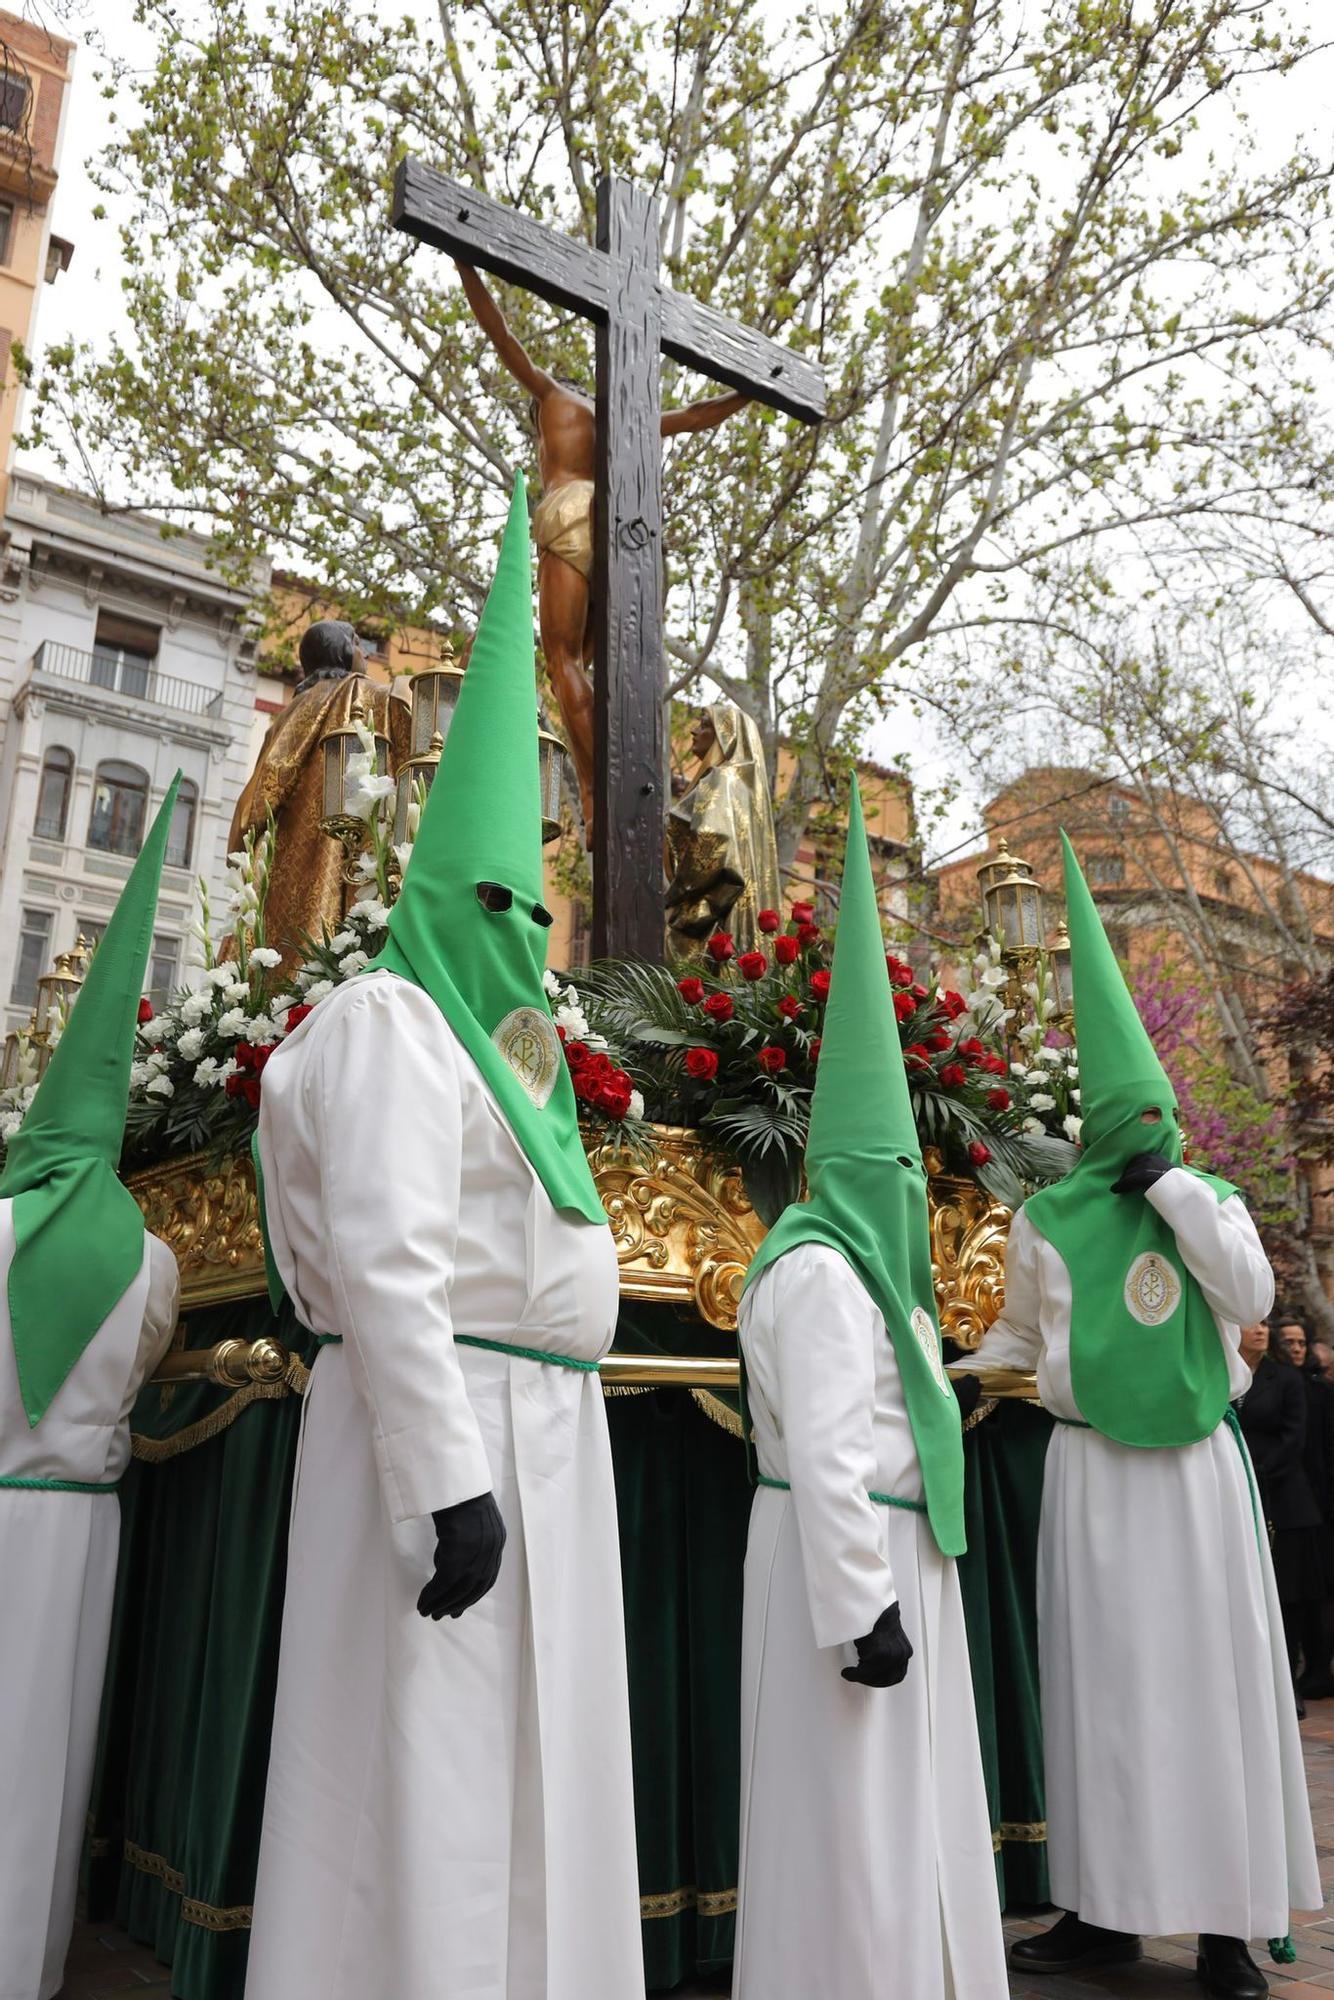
left=392, top=160, right=827, bottom=961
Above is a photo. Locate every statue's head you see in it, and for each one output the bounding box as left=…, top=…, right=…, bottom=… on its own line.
left=297, top=619, right=362, bottom=690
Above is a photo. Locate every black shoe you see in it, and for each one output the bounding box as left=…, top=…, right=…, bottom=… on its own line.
left=1009, top=1913, right=1142, bottom=1972
left=1196, top=1935, right=1268, bottom=1998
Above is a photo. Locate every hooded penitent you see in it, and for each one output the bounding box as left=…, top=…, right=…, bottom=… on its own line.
left=367, top=472, right=604, bottom=1223
left=742, top=785, right=966, bottom=1557
left=0, top=774, right=181, bottom=1427
left=1023, top=832, right=1234, bottom=1447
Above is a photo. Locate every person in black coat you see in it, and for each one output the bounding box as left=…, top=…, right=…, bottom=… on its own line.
left=1277, top=1317, right=1334, bottom=1697
left=1237, top=1321, right=1325, bottom=1716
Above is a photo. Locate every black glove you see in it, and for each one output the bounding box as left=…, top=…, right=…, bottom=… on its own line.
left=952, top=1372, right=983, bottom=1422
left=841, top=1601, right=913, bottom=1688
left=417, top=1491, right=506, bottom=1621
left=1111, top=1151, right=1174, bottom=1196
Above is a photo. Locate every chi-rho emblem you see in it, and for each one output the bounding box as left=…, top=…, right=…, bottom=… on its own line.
left=911, top=1306, right=950, bottom=1393
left=492, top=1006, right=561, bottom=1108
left=1123, top=1252, right=1181, bottom=1327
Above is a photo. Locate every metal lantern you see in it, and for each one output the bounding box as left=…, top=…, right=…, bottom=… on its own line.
left=979, top=842, right=1046, bottom=956
left=319, top=691, right=390, bottom=837
left=537, top=729, right=569, bottom=846
left=976, top=838, right=1032, bottom=911
left=392, top=730, right=445, bottom=846
left=407, top=658, right=466, bottom=760
left=1, top=1025, right=27, bottom=1091
left=1046, top=921, right=1074, bottom=1029
left=33, top=946, right=87, bottom=1042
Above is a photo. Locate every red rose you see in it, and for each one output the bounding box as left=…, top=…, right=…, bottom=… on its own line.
left=137, top=997, right=154, bottom=1025
left=926, top=1028, right=951, bottom=1052
left=738, top=951, right=768, bottom=981
left=958, top=1037, right=986, bottom=1059
left=810, top=970, right=832, bottom=1001
left=797, top=922, right=820, bottom=947
left=986, top=1087, right=1011, bottom=1110
left=596, top=1070, right=633, bottom=1119
left=685, top=1047, right=719, bottom=1081
left=703, top=992, right=734, bottom=1023
left=573, top=1068, right=602, bottom=1103
left=968, top=1141, right=991, bottom=1166
left=564, top=1040, right=590, bottom=1070
left=887, top=957, right=914, bottom=988
left=250, top=1043, right=275, bottom=1073
left=774, top=935, right=800, bottom=967
left=939, top=989, right=967, bottom=1018
left=893, top=990, right=916, bottom=1022
left=284, top=1003, right=312, bottom=1032
left=791, top=900, right=815, bottom=924
left=582, top=1051, right=613, bottom=1079
left=777, top=995, right=802, bottom=1021
left=905, top=1043, right=931, bottom=1065
left=242, top=1075, right=262, bottom=1111
left=757, top=1045, right=787, bottom=1074
left=706, top=932, right=736, bottom=963
left=224, top=1073, right=244, bottom=1098
left=940, top=1063, right=966, bottom=1088
left=758, top=909, right=781, bottom=934
left=677, top=976, right=706, bottom=1004
left=810, top=1037, right=822, bottom=1063
left=982, top=1053, right=1008, bottom=1076
left=911, top=982, right=928, bottom=1001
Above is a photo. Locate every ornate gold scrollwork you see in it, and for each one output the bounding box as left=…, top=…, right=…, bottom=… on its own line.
left=128, top=1154, right=267, bottom=1310
left=589, top=1128, right=767, bottom=1332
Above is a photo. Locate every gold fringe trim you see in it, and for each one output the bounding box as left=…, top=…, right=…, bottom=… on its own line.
left=996, top=1820, right=1047, bottom=1844
left=690, top=1388, right=743, bottom=1437
left=961, top=1398, right=999, bottom=1434
left=130, top=1380, right=289, bottom=1462
left=641, top=1884, right=738, bottom=1920
left=123, top=1838, right=252, bottom=1931
left=602, top=1384, right=657, bottom=1398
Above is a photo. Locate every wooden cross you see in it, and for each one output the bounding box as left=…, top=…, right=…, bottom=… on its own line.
left=392, top=159, right=827, bottom=961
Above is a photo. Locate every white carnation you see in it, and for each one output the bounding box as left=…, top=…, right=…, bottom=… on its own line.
left=354, top=899, right=391, bottom=931
left=216, top=1008, right=250, bottom=1037
left=215, top=1057, right=239, bottom=1087
left=1027, top=1091, right=1056, bottom=1112
left=1063, top=1114, right=1084, bottom=1141
left=249, top=946, right=282, bottom=970
left=543, top=969, right=561, bottom=997
left=204, top=965, right=235, bottom=989
left=628, top=1089, right=645, bottom=1121
left=223, top=980, right=250, bottom=1004
left=327, top=930, right=358, bottom=955
left=180, top=990, right=213, bottom=1026
left=304, top=979, right=333, bottom=1004
left=1036, top=1046, right=1063, bottom=1063
left=130, top=1061, right=151, bottom=1088
left=248, top=1015, right=278, bottom=1044
left=1070, top=1087, right=1080, bottom=1102
left=176, top=1028, right=206, bottom=1061
left=554, top=1002, right=590, bottom=1041
left=193, top=1057, right=221, bottom=1087
left=146, top=1050, right=171, bottom=1076
left=1022, top=1116, right=1045, bottom=1135
left=1010, top=1062, right=1028, bottom=1077
left=146, top=1074, right=175, bottom=1099
left=138, top=1014, right=169, bottom=1046
left=338, top=950, right=370, bottom=978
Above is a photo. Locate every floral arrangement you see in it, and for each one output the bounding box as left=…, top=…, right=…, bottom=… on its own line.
left=569, top=904, right=1077, bottom=1220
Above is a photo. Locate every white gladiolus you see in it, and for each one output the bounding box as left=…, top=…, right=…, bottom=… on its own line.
left=216, top=1008, right=250, bottom=1037
left=227, top=850, right=250, bottom=871
left=249, top=946, right=282, bottom=970
left=146, top=1075, right=175, bottom=1099
left=392, top=841, right=415, bottom=879
left=1063, top=1114, right=1084, bottom=1140
left=979, top=966, right=1008, bottom=990
left=1028, top=1091, right=1057, bottom=1112
left=176, top=1028, right=206, bottom=1062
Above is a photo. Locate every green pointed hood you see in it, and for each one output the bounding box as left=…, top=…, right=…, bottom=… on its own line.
left=743, top=786, right=966, bottom=1556
left=1024, top=832, right=1234, bottom=1446
left=1, top=774, right=181, bottom=1426
left=369, top=473, right=604, bottom=1222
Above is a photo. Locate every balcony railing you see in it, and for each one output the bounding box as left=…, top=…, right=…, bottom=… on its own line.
left=28, top=641, right=225, bottom=719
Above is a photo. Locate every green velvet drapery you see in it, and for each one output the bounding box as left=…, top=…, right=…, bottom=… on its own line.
left=84, top=1297, right=1050, bottom=1994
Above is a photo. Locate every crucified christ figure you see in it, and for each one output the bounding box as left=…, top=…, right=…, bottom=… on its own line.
left=455, top=261, right=749, bottom=842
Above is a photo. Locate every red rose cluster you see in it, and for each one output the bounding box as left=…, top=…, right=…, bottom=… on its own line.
left=225, top=1040, right=277, bottom=1110
left=564, top=1041, right=635, bottom=1121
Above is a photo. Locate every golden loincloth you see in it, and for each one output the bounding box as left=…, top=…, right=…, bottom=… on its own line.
left=532, top=479, right=594, bottom=583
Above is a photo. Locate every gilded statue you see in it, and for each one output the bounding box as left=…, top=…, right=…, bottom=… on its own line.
left=665, top=702, right=782, bottom=955
left=453, top=261, right=749, bottom=843
left=229, top=620, right=411, bottom=972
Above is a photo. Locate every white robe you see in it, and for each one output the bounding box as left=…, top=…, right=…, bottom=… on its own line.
left=245, top=972, right=644, bottom=2000
left=0, top=1213, right=179, bottom=2000
left=734, top=1243, right=1008, bottom=2000
left=970, top=1168, right=1321, bottom=1937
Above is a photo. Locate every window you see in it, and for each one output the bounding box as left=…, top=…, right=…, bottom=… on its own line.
left=91, top=614, right=159, bottom=701
left=165, top=779, right=198, bottom=870
left=34, top=745, right=72, bottom=840
left=75, top=919, right=106, bottom=956
left=147, top=933, right=179, bottom=1010
left=1214, top=868, right=1236, bottom=900
left=0, top=201, right=13, bottom=267
left=1108, top=795, right=1131, bottom=825
left=1087, top=853, right=1125, bottom=887
left=0, top=72, right=30, bottom=136
left=88, top=761, right=148, bottom=857
left=10, top=907, right=51, bottom=1008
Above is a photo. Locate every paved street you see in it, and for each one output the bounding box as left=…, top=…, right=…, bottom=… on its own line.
left=63, top=1702, right=1334, bottom=1997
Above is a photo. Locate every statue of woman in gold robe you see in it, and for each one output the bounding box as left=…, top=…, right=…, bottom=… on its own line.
left=665, top=702, right=782, bottom=956
left=229, top=621, right=412, bottom=973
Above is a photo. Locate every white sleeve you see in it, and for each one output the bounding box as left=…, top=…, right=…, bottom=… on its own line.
left=120, top=1233, right=182, bottom=1420
left=307, top=983, right=492, bottom=1524
left=1146, top=1169, right=1275, bottom=1328
left=965, top=1207, right=1045, bottom=1374
left=772, top=1250, right=896, bottom=1649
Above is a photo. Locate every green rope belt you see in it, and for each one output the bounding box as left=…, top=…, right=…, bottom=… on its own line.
left=0, top=1473, right=120, bottom=1494
left=755, top=1473, right=927, bottom=1516
left=314, top=1332, right=598, bottom=1373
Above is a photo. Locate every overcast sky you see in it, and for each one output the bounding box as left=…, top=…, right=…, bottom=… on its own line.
left=20, top=0, right=1334, bottom=870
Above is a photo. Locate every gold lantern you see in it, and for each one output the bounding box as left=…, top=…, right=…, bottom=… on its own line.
left=319, top=693, right=391, bottom=903
left=537, top=729, right=569, bottom=846
left=393, top=729, right=445, bottom=847
left=33, top=944, right=89, bottom=1044
left=406, top=656, right=466, bottom=761
left=1, top=1023, right=30, bottom=1091
left=978, top=841, right=1046, bottom=958
left=1046, top=920, right=1074, bottom=1035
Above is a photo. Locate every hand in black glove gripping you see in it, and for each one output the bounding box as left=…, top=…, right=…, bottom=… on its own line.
left=1110, top=1151, right=1174, bottom=1196
left=841, top=1601, right=913, bottom=1689
left=951, top=1372, right=983, bottom=1422
left=417, top=1491, right=507, bottom=1621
